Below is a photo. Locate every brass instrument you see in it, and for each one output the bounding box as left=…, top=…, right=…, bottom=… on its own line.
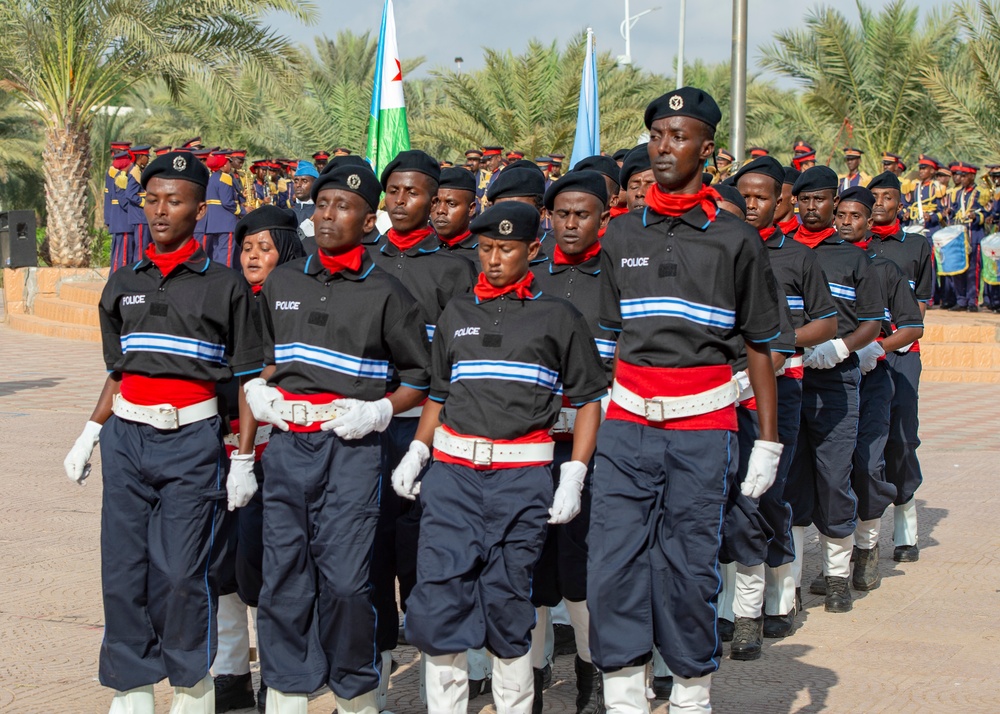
left=240, top=167, right=261, bottom=211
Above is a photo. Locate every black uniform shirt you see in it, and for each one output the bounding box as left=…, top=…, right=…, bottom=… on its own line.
left=811, top=236, right=885, bottom=337
left=869, top=228, right=934, bottom=303
left=441, top=233, right=481, bottom=273
left=764, top=230, right=838, bottom=330
left=430, top=292, right=608, bottom=440
left=531, top=251, right=617, bottom=382
left=599, top=206, right=781, bottom=368
left=261, top=250, right=430, bottom=398
left=99, top=245, right=262, bottom=380
left=867, top=252, right=925, bottom=336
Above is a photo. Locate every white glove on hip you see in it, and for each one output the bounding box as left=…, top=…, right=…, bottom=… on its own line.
left=243, top=377, right=289, bottom=431
left=895, top=341, right=914, bottom=354
left=64, top=420, right=102, bottom=484
left=392, top=441, right=430, bottom=500
left=321, top=398, right=393, bottom=439
left=549, top=460, right=588, bottom=524
left=803, top=338, right=849, bottom=369
left=741, top=440, right=784, bottom=499
left=733, top=370, right=753, bottom=401
left=227, top=453, right=257, bottom=511
left=856, top=340, right=885, bottom=374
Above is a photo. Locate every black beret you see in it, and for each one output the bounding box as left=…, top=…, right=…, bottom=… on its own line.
left=234, top=206, right=305, bottom=265
left=470, top=201, right=540, bottom=242
left=311, top=164, right=381, bottom=210
left=620, top=143, right=651, bottom=187
left=644, top=86, right=722, bottom=130
left=783, top=166, right=801, bottom=186
left=487, top=167, right=546, bottom=202
left=505, top=158, right=546, bottom=174
left=141, top=151, right=210, bottom=189
left=733, top=156, right=784, bottom=187
left=320, top=155, right=370, bottom=175
left=612, top=148, right=631, bottom=162
left=438, top=166, right=477, bottom=193
left=867, top=171, right=901, bottom=192
left=838, top=186, right=875, bottom=212
left=380, top=149, right=440, bottom=189
left=791, top=166, right=838, bottom=196
left=715, top=183, right=746, bottom=216
left=572, top=155, right=621, bottom=187
left=543, top=170, right=609, bottom=210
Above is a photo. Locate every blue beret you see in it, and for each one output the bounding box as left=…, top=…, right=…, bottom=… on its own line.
left=295, top=161, right=320, bottom=179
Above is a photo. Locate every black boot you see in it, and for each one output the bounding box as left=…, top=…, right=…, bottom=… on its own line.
left=824, top=576, right=853, bottom=612
left=729, top=616, right=763, bottom=661
left=763, top=608, right=796, bottom=639
left=893, top=544, right=919, bottom=562
left=469, top=676, right=492, bottom=699
left=852, top=544, right=881, bottom=591
left=554, top=623, right=578, bottom=657
left=651, top=675, right=673, bottom=701
left=214, top=673, right=256, bottom=712
left=808, top=572, right=827, bottom=595
left=574, top=656, right=605, bottom=714
left=717, top=617, right=735, bottom=642
left=532, top=668, right=546, bottom=714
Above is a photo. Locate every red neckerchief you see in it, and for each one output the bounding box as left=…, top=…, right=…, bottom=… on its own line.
left=793, top=225, right=837, bottom=249
left=644, top=183, right=720, bottom=221
left=609, top=204, right=629, bottom=219
left=318, top=244, right=364, bottom=274
left=145, top=238, right=198, bottom=276
left=777, top=216, right=800, bottom=235
left=387, top=226, right=434, bottom=252
left=440, top=230, right=471, bottom=248
left=758, top=226, right=777, bottom=242
left=871, top=220, right=900, bottom=238
left=251, top=284, right=263, bottom=294
left=553, top=240, right=601, bottom=266
left=474, top=271, right=535, bottom=301
left=855, top=238, right=871, bottom=251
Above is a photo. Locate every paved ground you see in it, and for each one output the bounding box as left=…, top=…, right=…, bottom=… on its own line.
left=2, top=323, right=998, bottom=713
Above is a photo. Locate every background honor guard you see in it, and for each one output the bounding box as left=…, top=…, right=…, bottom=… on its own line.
left=549, top=154, right=565, bottom=180
left=904, top=155, right=949, bottom=306
left=395, top=200, right=607, bottom=714
left=486, top=164, right=550, bottom=253
left=774, top=167, right=802, bottom=238
left=572, top=155, right=625, bottom=234
left=838, top=147, right=871, bottom=193
left=63, top=151, right=263, bottom=714
left=124, top=145, right=152, bottom=260
left=312, top=150, right=330, bottom=173
left=791, top=141, right=816, bottom=172
left=230, top=150, right=248, bottom=217
left=290, top=160, right=318, bottom=234
left=105, top=140, right=130, bottom=239
left=243, top=163, right=429, bottom=714
left=108, top=149, right=133, bottom=271
left=868, top=171, right=934, bottom=563
left=882, top=152, right=906, bottom=178
left=748, top=146, right=770, bottom=160
left=528, top=170, right=614, bottom=714
left=619, top=143, right=655, bottom=213
left=735, top=157, right=838, bottom=642
left=434, top=166, right=480, bottom=269
left=333, top=146, right=351, bottom=157
left=204, top=151, right=243, bottom=268
left=589, top=88, right=783, bottom=714
left=213, top=206, right=305, bottom=713
left=832, top=186, right=924, bottom=594
left=714, top=148, right=736, bottom=183
left=946, top=161, right=990, bottom=311
left=480, top=146, right=503, bottom=203
left=786, top=166, right=884, bottom=615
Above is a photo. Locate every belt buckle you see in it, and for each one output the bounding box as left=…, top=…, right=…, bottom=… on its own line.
left=644, top=398, right=666, bottom=422
left=157, top=405, right=180, bottom=429
left=290, top=402, right=309, bottom=425
left=472, top=439, right=494, bottom=467
left=552, top=411, right=569, bottom=433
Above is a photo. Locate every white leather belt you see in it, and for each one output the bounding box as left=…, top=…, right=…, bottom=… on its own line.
left=610, top=378, right=739, bottom=422
left=275, top=400, right=344, bottom=426
left=549, top=407, right=577, bottom=434
left=223, top=424, right=273, bottom=449
left=113, top=394, right=218, bottom=430
left=786, top=354, right=804, bottom=368
left=395, top=405, right=424, bottom=419
left=433, top=426, right=555, bottom=467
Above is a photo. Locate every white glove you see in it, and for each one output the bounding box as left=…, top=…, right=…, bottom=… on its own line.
left=299, top=217, right=315, bottom=237
left=733, top=370, right=752, bottom=401
left=392, top=441, right=430, bottom=500
left=856, top=341, right=885, bottom=374
left=741, top=440, right=784, bottom=499
left=895, top=341, right=913, bottom=354
left=63, top=420, right=102, bottom=484
left=227, top=453, right=257, bottom=511
left=803, top=338, right=849, bottom=369
left=243, top=377, right=289, bottom=431
left=549, top=460, right=588, bottom=524
left=321, top=398, right=393, bottom=439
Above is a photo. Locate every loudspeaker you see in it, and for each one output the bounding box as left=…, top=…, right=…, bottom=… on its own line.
left=0, top=210, right=37, bottom=269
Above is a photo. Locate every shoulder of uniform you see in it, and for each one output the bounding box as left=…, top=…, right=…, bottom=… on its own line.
left=115, top=171, right=128, bottom=189
left=129, top=165, right=142, bottom=181
left=219, top=172, right=233, bottom=186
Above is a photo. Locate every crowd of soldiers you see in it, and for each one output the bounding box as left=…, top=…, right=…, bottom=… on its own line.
left=72, top=85, right=943, bottom=714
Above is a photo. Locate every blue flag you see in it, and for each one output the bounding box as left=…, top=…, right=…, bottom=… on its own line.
left=569, top=28, right=601, bottom=169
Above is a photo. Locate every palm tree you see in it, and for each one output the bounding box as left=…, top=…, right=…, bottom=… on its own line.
left=0, top=90, right=43, bottom=215
left=0, top=0, right=315, bottom=267
left=759, top=0, right=958, bottom=176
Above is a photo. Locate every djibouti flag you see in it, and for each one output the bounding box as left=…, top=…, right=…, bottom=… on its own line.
left=366, top=0, right=410, bottom=180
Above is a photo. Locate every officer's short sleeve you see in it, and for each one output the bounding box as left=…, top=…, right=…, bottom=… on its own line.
left=801, top=250, right=838, bottom=320
left=854, top=260, right=886, bottom=321
left=734, top=231, right=781, bottom=343
left=428, top=303, right=455, bottom=403
left=384, top=283, right=431, bottom=392
left=771, top=289, right=797, bottom=354
left=98, top=278, right=124, bottom=372
left=598, top=246, right=622, bottom=332
left=889, top=266, right=924, bottom=329
left=227, top=279, right=264, bottom=377
left=914, top=239, right=934, bottom=302
left=560, top=305, right=612, bottom=406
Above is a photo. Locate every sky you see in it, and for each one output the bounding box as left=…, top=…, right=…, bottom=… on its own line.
left=265, top=0, right=949, bottom=82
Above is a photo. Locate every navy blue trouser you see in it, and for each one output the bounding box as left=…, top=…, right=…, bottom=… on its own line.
left=258, top=430, right=383, bottom=699
left=203, top=232, right=237, bottom=268
left=853, top=361, right=898, bottom=521
left=949, top=229, right=982, bottom=307
left=532, top=440, right=592, bottom=606
left=217, top=461, right=264, bottom=605
left=786, top=359, right=860, bottom=539
left=721, top=407, right=772, bottom=567
left=884, top=351, right=924, bottom=505
left=98, top=415, right=227, bottom=691
left=766, top=376, right=803, bottom=566
left=405, top=461, right=552, bottom=658
left=588, top=421, right=735, bottom=679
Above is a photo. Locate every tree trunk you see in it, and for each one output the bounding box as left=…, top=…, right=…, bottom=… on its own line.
left=43, top=122, right=92, bottom=267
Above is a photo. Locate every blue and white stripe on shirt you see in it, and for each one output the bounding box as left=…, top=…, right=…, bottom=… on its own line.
left=450, top=359, right=562, bottom=392
left=620, top=296, right=736, bottom=329
left=425, top=324, right=436, bottom=342
left=786, top=295, right=805, bottom=311
left=121, top=332, right=227, bottom=364
left=828, top=282, right=857, bottom=301
left=594, top=338, right=617, bottom=360
left=274, top=342, right=389, bottom=380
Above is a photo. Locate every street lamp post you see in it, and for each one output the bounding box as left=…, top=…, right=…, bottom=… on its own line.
left=618, top=0, right=661, bottom=66
left=730, top=0, right=748, bottom=161
left=676, top=0, right=686, bottom=88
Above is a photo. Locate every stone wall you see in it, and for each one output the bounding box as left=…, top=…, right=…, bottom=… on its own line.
left=2, top=267, right=108, bottom=317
